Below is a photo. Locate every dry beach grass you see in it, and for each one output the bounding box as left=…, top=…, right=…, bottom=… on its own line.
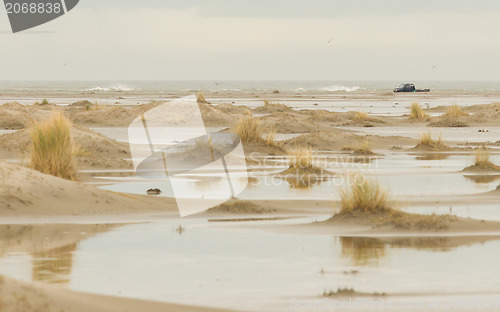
left=29, top=111, right=79, bottom=180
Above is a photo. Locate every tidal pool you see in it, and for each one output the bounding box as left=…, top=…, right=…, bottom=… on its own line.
left=1, top=220, right=500, bottom=312
left=97, top=153, right=499, bottom=200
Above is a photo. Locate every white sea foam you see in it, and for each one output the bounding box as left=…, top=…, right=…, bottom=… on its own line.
left=323, top=85, right=364, bottom=92
left=84, top=85, right=136, bottom=92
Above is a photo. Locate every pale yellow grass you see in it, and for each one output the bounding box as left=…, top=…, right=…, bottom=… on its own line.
left=196, top=92, right=209, bottom=104
left=340, top=175, right=390, bottom=213
left=337, top=175, right=452, bottom=230
left=234, top=118, right=262, bottom=143
left=354, top=139, right=373, bottom=155
left=467, top=148, right=500, bottom=171
left=287, top=145, right=314, bottom=169
left=354, top=111, right=368, bottom=120
left=29, top=111, right=79, bottom=180
left=409, top=102, right=429, bottom=120
left=474, top=148, right=491, bottom=168
left=233, top=117, right=276, bottom=147
left=416, top=130, right=446, bottom=150
left=263, top=128, right=276, bottom=146
left=445, top=104, right=469, bottom=118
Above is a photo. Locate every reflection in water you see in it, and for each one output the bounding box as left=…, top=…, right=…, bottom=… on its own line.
left=32, top=243, right=76, bottom=285
left=384, top=237, right=454, bottom=252
left=245, top=176, right=261, bottom=188
left=193, top=176, right=224, bottom=193
left=464, top=174, right=500, bottom=184
left=285, top=176, right=324, bottom=189
left=348, top=156, right=377, bottom=164
left=0, top=224, right=122, bottom=285
left=339, top=237, right=386, bottom=266
left=339, top=236, right=499, bottom=266
left=415, top=153, right=450, bottom=161
left=2, top=221, right=500, bottom=310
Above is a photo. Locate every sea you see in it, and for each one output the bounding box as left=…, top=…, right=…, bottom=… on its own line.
left=0, top=80, right=500, bottom=95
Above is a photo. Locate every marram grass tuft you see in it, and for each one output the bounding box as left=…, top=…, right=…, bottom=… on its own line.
left=29, top=111, right=79, bottom=180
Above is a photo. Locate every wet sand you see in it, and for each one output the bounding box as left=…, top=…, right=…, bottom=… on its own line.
left=0, top=275, right=239, bottom=312
left=1, top=90, right=500, bottom=311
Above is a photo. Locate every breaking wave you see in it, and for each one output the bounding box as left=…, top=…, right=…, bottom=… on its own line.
left=84, top=85, right=136, bottom=92
left=323, top=85, right=364, bottom=92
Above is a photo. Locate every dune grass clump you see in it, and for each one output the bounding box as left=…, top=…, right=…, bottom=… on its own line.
left=34, top=98, right=49, bottom=105
left=29, top=111, right=78, bottom=180
left=475, top=148, right=491, bottom=168
left=280, top=145, right=325, bottom=189
left=336, top=175, right=454, bottom=230
left=262, top=99, right=283, bottom=107
left=85, top=101, right=101, bottom=111
left=353, top=138, right=374, bottom=155
left=288, top=145, right=314, bottom=170
left=444, top=104, right=469, bottom=118
left=414, top=131, right=449, bottom=151
left=409, top=102, right=429, bottom=120
left=474, top=149, right=491, bottom=168
left=354, top=111, right=368, bottom=121
left=420, top=131, right=438, bottom=146
left=340, top=175, right=390, bottom=213
left=464, top=148, right=500, bottom=171
left=263, top=128, right=276, bottom=146
left=342, top=138, right=374, bottom=155
left=196, top=92, right=209, bottom=104
left=234, top=117, right=262, bottom=143
left=338, top=176, right=453, bottom=231
left=233, top=117, right=277, bottom=147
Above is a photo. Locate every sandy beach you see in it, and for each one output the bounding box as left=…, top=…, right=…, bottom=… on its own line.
left=1, top=87, right=500, bottom=311
left=4, top=0, right=500, bottom=307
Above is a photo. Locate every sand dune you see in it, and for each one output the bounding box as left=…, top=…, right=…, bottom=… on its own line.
left=1, top=95, right=500, bottom=312
left=0, top=125, right=132, bottom=170
left=258, top=112, right=322, bottom=133
left=275, top=210, right=500, bottom=236
left=0, top=162, right=175, bottom=217
left=0, top=102, right=50, bottom=129
left=283, top=131, right=416, bottom=151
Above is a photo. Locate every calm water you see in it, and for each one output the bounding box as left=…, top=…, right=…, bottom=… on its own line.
left=1, top=220, right=500, bottom=312
left=97, top=153, right=500, bottom=200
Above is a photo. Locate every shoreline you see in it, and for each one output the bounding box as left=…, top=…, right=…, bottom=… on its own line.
left=0, top=275, right=240, bottom=312
left=1, top=92, right=500, bottom=312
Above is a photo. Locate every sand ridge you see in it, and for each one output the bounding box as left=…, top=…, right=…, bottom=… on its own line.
left=0, top=162, right=176, bottom=216
left=0, top=275, right=239, bottom=312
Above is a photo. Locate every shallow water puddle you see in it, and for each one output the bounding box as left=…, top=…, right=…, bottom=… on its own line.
left=1, top=220, right=500, bottom=312
left=95, top=153, right=499, bottom=200
left=338, top=126, right=500, bottom=144
left=211, top=95, right=500, bottom=117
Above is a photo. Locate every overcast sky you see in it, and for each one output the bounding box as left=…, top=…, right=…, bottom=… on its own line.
left=1, top=0, right=500, bottom=80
